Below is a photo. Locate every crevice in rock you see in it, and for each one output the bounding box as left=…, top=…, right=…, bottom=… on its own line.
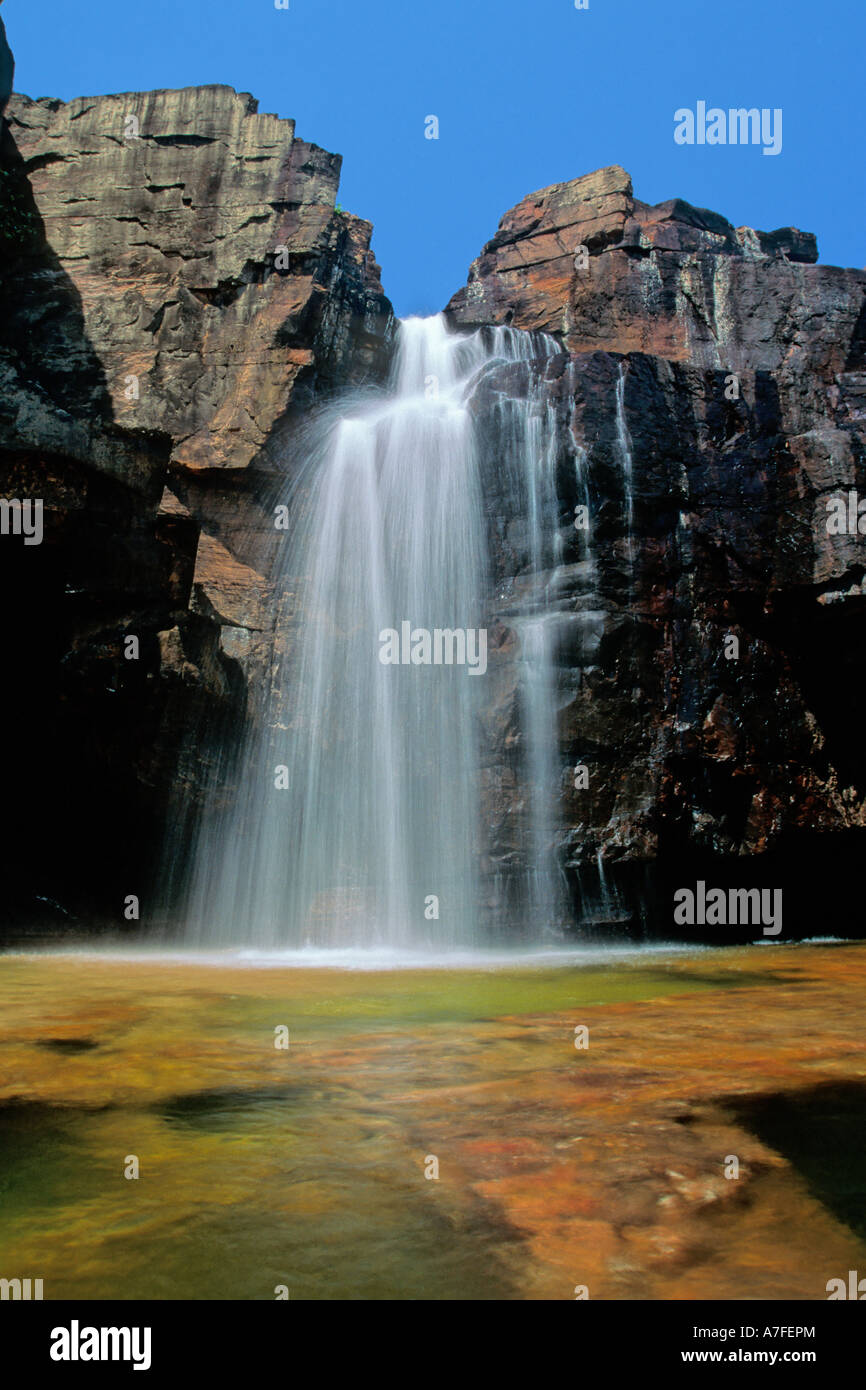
left=142, top=133, right=218, bottom=148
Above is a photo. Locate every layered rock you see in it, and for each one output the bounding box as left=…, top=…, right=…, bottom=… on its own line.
left=0, top=24, right=394, bottom=929
left=451, top=168, right=866, bottom=932
left=6, top=85, right=391, bottom=469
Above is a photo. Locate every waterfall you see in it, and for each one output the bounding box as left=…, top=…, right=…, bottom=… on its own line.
left=182, top=314, right=568, bottom=950
left=615, top=362, right=635, bottom=558
left=485, top=340, right=569, bottom=931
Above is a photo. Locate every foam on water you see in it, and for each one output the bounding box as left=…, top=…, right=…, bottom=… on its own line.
left=4, top=942, right=706, bottom=971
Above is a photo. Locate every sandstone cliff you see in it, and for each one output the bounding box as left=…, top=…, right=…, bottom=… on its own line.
left=0, top=22, right=394, bottom=928
left=448, top=166, right=866, bottom=933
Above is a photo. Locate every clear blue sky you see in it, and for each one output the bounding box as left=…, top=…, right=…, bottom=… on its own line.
left=3, top=0, right=862, bottom=316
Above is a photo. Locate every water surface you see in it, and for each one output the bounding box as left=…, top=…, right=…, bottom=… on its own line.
left=1, top=942, right=864, bottom=1299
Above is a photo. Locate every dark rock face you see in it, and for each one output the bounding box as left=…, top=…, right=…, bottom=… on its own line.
left=450, top=168, right=866, bottom=935
left=0, top=53, right=394, bottom=931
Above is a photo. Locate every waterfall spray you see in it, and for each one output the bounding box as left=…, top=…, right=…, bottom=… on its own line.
left=182, top=315, right=568, bottom=950
left=615, top=362, right=635, bottom=559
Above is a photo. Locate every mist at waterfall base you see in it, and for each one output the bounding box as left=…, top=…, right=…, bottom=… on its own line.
left=178, top=314, right=613, bottom=962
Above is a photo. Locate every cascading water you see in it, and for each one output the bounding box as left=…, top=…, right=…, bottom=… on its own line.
left=182, top=314, right=569, bottom=950
left=485, top=346, right=569, bottom=930
left=615, top=362, right=635, bottom=556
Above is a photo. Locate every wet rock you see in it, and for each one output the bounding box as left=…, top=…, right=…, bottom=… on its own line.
left=450, top=171, right=866, bottom=927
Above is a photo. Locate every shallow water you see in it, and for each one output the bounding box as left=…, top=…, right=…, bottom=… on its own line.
left=1, top=942, right=864, bottom=1299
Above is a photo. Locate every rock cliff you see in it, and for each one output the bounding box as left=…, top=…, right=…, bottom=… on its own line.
left=449, top=166, right=866, bottom=933
left=0, top=20, right=394, bottom=929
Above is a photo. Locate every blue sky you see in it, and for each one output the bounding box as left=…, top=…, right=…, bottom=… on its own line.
left=3, top=0, right=863, bottom=316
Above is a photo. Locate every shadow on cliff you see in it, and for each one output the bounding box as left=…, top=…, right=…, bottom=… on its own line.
left=0, top=107, right=194, bottom=938
left=561, top=360, right=866, bottom=941
left=0, top=99, right=115, bottom=414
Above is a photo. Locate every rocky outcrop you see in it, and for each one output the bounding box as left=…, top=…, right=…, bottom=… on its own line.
left=0, top=29, right=394, bottom=930
left=6, top=86, right=391, bottom=469
left=451, top=167, right=866, bottom=933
